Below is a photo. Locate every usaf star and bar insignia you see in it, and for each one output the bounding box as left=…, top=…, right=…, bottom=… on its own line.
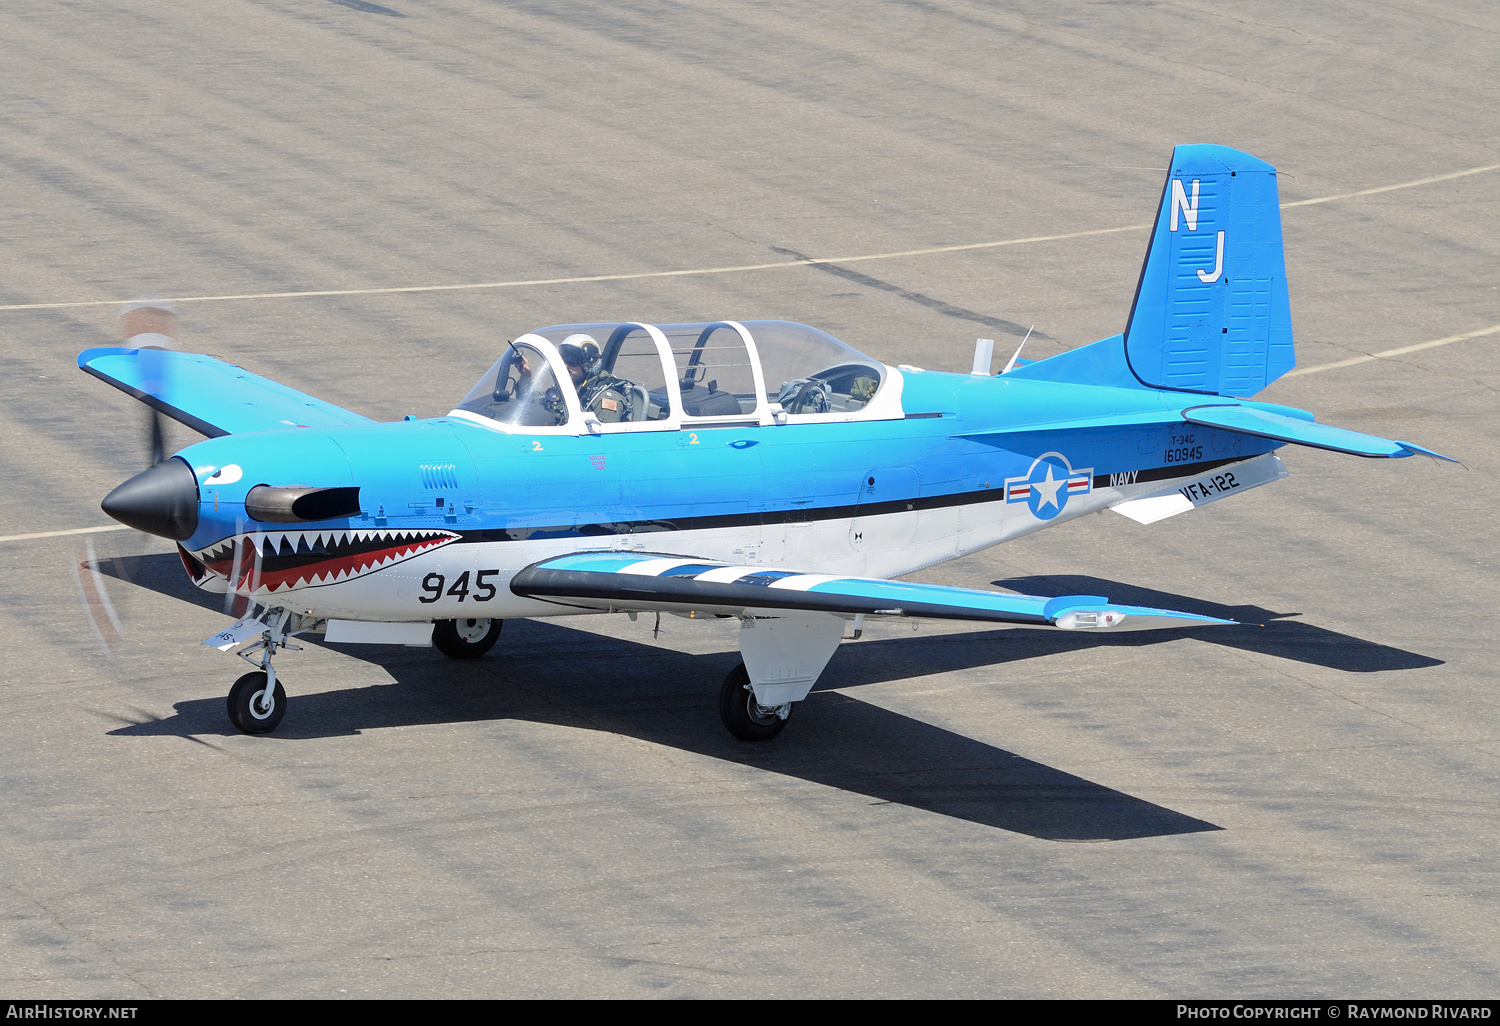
left=1004, top=452, right=1093, bottom=521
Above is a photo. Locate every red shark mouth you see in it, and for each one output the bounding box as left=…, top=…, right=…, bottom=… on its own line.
left=196, top=528, right=458, bottom=593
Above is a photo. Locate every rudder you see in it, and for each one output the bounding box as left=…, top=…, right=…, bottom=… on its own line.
left=1124, top=144, right=1294, bottom=397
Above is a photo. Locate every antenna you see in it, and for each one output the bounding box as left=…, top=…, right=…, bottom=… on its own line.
left=970, top=338, right=995, bottom=376
left=1002, top=326, right=1034, bottom=374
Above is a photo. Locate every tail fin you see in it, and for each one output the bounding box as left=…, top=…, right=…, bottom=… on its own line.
left=1124, top=145, right=1294, bottom=397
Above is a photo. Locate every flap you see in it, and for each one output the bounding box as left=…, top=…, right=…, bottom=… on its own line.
left=80, top=347, right=375, bottom=437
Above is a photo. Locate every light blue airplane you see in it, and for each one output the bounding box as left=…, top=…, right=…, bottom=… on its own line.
left=82, top=145, right=1450, bottom=740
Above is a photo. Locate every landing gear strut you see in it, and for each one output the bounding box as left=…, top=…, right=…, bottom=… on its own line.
left=433, top=618, right=503, bottom=659
left=719, top=662, right=792, bottom=741
left=223, top=606, right=315, bottom=735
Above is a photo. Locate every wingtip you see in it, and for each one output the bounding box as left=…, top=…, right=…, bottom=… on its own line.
left=1396, top=441, right=1461, bottom=463
left=1047, top=604, right=1237, bottom=631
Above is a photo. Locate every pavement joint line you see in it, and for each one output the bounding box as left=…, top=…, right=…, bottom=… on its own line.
left=0, top=225, right=1147, bottom=312
left=9, top=169, right=1492, bottom=548
left=15, top=303, right=1483, bottom=555
left=1285, top=323, right=1500, bottom=377
left=6, top=288, right=1479, bottom=560
left=1, top=161, right=1496, bottom=314
left=1278, top=162, right=1500, bottom=208
left=0, top=524, right=133, bottom=544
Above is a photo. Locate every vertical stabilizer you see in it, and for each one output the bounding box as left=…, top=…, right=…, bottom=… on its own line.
left=1124, top=145, right=1294, bottom=396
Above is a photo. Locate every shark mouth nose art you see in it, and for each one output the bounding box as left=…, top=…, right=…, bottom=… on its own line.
left=196, top=528, right=459, bottom=592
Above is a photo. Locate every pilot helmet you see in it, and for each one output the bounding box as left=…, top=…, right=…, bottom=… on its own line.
left=558, top=333, right=601, bottom=373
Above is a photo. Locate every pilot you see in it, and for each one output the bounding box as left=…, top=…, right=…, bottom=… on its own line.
left=559, top=334, right=632, bottom=423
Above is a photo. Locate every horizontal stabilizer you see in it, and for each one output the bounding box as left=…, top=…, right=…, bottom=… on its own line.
left=79, top=347, right=374, bottom=437
left=1183, top=404, right=1456, bottom=460
left=512, top=552, right=1235, bottom=632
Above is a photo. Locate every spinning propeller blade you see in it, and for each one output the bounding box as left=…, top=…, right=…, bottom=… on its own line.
left=118, top=300, right=178, bottom=467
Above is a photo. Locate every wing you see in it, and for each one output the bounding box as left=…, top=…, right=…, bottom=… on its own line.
left=79, top=347, right=375, bottom=437
left=511, top=552, right=1235, bottom=632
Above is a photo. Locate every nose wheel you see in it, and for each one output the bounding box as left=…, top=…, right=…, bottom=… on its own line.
left=719, top=662, right=792, bottom=741
left=227, top=671, right=286, bottom=734
left=433, top=617, right=503, bottom=659
left=214, top=606, right=313, bottom=735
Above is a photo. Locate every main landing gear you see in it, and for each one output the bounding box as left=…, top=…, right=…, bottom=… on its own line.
left=719, top=662, right=792, bottom=741
left=433, top=618, right=503, bottom=659
left=716, top=611, right=847, bottom=742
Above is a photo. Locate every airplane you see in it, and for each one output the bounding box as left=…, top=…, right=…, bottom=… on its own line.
left=80, top=144, right=1452, bottom=741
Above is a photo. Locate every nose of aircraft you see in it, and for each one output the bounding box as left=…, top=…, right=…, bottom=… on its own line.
left=101, top=456, right=200, bottom=540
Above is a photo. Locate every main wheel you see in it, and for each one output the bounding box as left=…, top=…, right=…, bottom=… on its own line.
left=433, top=617, right=503, bottom=659
left=227, top=671, right=286, bottom=734
left=719, top=662, right=791, bottom=741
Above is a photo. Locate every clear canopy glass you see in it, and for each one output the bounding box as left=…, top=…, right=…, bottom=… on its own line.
left=455, top=342, right=571, bottom=426
left=739, top=320, right=884, bottom=415
left=456, top=321, right=885, bottom=426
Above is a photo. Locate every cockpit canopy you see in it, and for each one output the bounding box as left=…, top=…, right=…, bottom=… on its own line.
left=455, top=320, right=889, bottom=429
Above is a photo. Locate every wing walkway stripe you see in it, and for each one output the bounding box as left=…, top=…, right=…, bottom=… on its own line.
left=2, top=161, right=1496, bottom=314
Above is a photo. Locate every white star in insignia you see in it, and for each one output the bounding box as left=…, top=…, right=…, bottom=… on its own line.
left=1031, top=464, right=1065, bottom=510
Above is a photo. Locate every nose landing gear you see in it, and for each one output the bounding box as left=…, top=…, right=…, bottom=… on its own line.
left=210, top=606, right=317, bottom=735
left=227, top=671, right=286, bottom=733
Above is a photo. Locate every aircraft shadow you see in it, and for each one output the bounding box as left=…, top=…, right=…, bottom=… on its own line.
left=992, top=575, right=1443, bottom=673
left=110, top=638, right=1219, bottom=841
left=93, top=553, right=228, bottom=614
left=97, top=557, right=1218, bottom=840
left=94, top=554, right=1441, bottom=838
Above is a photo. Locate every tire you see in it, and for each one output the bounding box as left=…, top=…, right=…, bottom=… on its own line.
left=227, top=670, right=286, bottom=734
left=433, top=617, right=503, bottom=659
left=718, top=662, right=791, bottom=741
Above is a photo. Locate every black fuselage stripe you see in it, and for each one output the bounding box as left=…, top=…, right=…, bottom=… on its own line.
left=1090, top=456, right=1242, bottom=489
left=454, top=455, right=1252, bottom=543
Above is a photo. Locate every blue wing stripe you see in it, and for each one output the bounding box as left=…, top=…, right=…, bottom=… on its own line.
left=661, top=563, right=728, bottom=579
left=803, top=577, right=1054, bottom=619
left=735, top=570, right=800, bottom=587
left=534, top=552, right=658, bottom=574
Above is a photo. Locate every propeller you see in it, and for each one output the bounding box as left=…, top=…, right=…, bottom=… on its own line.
left=118, top=300, right=177, bottom=467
